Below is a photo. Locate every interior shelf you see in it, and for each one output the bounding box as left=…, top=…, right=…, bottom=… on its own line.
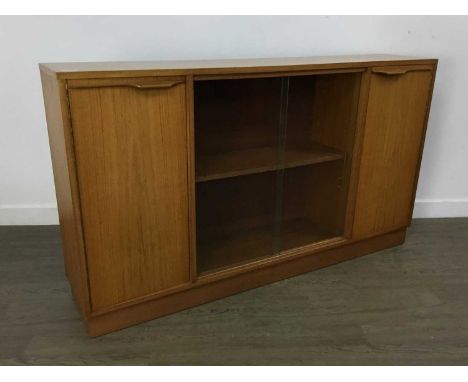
left=197, top=218, right=334, bottom=274
left=196, top=142, right=343, bottom=182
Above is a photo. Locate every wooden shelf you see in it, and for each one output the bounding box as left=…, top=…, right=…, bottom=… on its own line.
left=197, top=218, right=334, bottom=274
left=196, top=143, right=343, bottom=182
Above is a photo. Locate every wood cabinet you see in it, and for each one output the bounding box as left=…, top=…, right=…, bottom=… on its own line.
left=40, top=55, right=437, bottom=336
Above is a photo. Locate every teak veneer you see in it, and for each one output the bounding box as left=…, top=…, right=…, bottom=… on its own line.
left=40, top=55, right=437, bottom=336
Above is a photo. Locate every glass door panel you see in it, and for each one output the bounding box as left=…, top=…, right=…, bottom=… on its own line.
left=277, top=73, right=362, bottom=252
left=194, top=71, right=362, bottom=274
left=194, top=77, right=285, bottom=274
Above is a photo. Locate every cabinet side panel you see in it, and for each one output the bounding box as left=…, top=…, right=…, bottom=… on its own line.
left=352, top=67, right=434, bottom=238
left=68, top=82, right=190, bottom=310
left=40, top=71, right=91, bottom=316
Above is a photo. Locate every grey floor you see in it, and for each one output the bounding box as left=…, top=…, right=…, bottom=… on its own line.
left=0, top=219, right=467, bottom=365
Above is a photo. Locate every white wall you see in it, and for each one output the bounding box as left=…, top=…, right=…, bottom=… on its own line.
left=1, top=15, right=467, bottom=224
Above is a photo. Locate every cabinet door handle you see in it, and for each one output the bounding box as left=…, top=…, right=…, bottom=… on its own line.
left=127, top=81, right=184, bottom=89
left=372, top=67, right=432, bottom=76
left=68, top=80, right=184, bottom=90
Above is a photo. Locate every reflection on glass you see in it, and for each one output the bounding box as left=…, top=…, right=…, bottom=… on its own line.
left=194, top=73, right=361, bottom=274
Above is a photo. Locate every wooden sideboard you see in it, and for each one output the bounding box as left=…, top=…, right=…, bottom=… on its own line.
left=40, top=55, right=437, bottom=336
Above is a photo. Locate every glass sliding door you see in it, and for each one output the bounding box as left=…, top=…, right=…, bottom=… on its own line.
left=194, top=71, right=362, bottom=274
left=278, top=73, right=362, bottom=252
left=194, top=77, right=285, bottom=273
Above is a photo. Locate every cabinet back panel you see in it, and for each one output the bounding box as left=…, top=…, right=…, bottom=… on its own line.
left=196, top=172, right=277, bottom=273
left=196, top=172, right=277, bottom=239
left=68, top=83, right=190, bottom=310
left=195, top=78, right=282, bottom=153
left=286, top=73, right=361, bottom=155
left=282, top=161, right=347, bottom=237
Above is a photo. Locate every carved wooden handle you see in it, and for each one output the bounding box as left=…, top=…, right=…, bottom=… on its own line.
left=68, top=80, right=184, bottom=90
left=372, top=67, right=432, bottom=76
left=127, top=81, right=184, bottom=89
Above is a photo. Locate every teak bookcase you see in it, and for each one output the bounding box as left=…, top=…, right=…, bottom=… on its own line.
left=40, top=55, right=437, bottom=336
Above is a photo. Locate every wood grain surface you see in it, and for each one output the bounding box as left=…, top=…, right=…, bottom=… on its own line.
left=39, top=54, right=437, bottom=79
left=68, top=79, right=190, bottom=310
left=352, top=66, right=434, bottom=238
left=40, top=72, right=91, bottom=316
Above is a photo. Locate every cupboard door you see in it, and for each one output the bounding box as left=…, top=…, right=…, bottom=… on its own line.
left=68, top=78, right=190, bottom=310
left=353, top=66, right=434, bottom=238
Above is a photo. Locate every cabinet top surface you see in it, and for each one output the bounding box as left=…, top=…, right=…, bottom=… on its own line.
left=40, top=54, right=437, bottom=79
